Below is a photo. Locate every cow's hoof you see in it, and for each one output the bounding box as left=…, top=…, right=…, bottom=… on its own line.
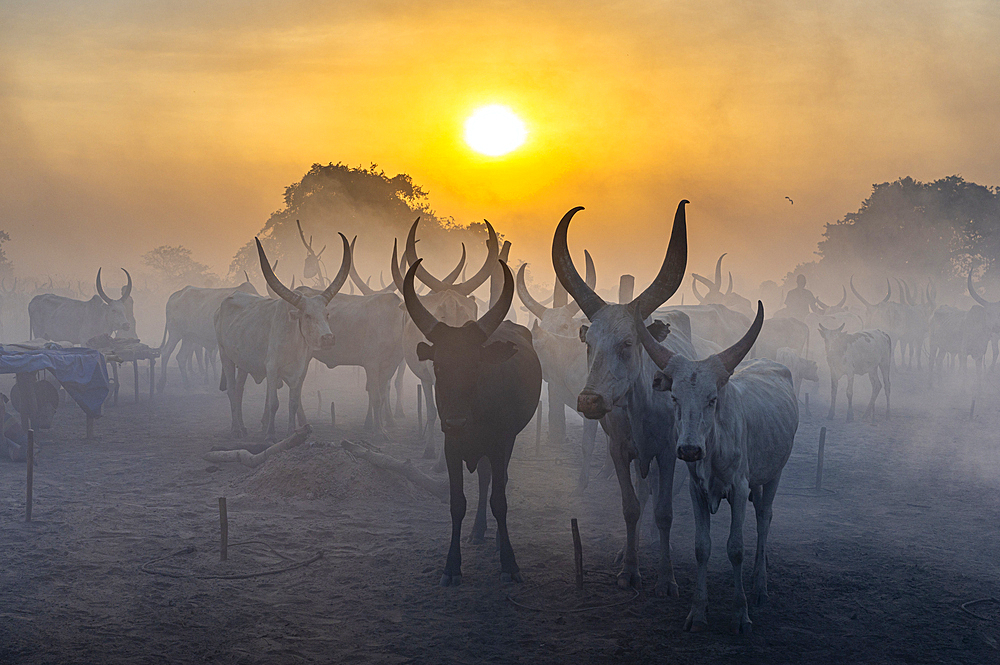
left=439, top=573, right=461, bottom=587
left=683, top=613, right=707, bottom=632
left=500, top=572, right=523, bottom=584
left=731, top=616, right=753, bottom=635
left=753, top=590, right=769, bottom=607
left=617, top=570, right=641, bottom=590
left=654, top=580, right=679, bottom=598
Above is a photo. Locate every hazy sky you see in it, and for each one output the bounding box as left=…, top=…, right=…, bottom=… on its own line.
left=2, top=0, right=999, bottom=294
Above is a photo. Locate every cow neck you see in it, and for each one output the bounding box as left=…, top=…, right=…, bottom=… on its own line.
left=690, top=380, right=747, bottom=515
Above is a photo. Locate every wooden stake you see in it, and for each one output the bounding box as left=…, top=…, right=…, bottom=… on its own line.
left=804, top=392, right=810, bottom=416
left=815, top=427, right=826, bottom=491
left=535, top=401, right=543, bottom=457
left=571, top=518, right=584, bottom=590
left=149, top=359, right=155, bottom=401
left=25, top=429, right=34, bottom=522
left=133, top=360, right=140, bottom=403
left=218, top=497, right=228, bottom=561
left=417, top=384, right=424, bottom=434
left=317, top=390, right=322, bottom=418
left=970, top=399, right=976, bottom=421
left=330, top=401, right=336, bottom=429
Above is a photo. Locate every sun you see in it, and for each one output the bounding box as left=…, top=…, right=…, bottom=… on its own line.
left=463, top=105, right=528, bottom=157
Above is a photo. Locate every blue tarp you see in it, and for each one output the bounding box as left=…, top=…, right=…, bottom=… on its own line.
left=0, top=345, right=109, bottom=418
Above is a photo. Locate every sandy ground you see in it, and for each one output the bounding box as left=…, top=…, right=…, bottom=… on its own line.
left=2, top=360, right=1000, bottom=665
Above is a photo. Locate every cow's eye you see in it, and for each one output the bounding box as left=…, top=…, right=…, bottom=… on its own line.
left=708, top=397, right=717, bottom=407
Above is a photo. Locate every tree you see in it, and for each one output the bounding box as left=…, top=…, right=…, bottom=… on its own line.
left=142, top=245, right=219, bottom=287
left=229, top=163, right=492, bottom=284
left=817, top=176, right=1000, bottom=281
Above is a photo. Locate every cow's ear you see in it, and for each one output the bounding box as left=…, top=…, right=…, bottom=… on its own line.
left=482, top=341, right=517, bottom=364
left=416, top=342, right=435, bottom=362
left=579, top=325, right=589, bottom=343
left=652, top=370, right=672, bottom=392
left=647, top=320, right=670, bottom=342
left=288, top=309, right=302, bottom=321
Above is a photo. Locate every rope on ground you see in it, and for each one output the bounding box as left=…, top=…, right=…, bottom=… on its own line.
left=778, top=487, right=838, bottom=497
left=140, top=541, right=323, bottom=580
left=507, top=570, right=639, bottom=614
left=960, top=597, right=1000, bottom=621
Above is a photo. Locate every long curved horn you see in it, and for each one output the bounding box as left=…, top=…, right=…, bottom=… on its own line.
left=691, top=273, right=717, bottom=292
left=850, top=275, right=873, bottom=309
left=405, top=218, right=498, bottom=295
left=348, top=237, right=374, bottom=295
left=319, top=233, right=352, bottom=304
left=726, top=272, right=734, bottom=296
left=516, top=264, right=549, bottom=320
left=119, top=269, right=132, bottom=301
left=390, top=240, right=406, bottom=293
left=584, top=250, right=596, bottom=289
left=634, top=307, right=674, bottom=370
left=881, top=278, right=891, bottom=304
left=903, top=280, right=916, bottom=307
left=442, top=243, right=467, bottom=285
left=256, top=239, right=302, bottom=308
left=835, top=286, right=847, bottom=309
left=478, top=260, right=513, bottom=338
left=403, top=259, right=441, bottom=338
left=691, top=275, right=707, bottom=303
left=968, top=270, right=997, bottom=306
left=717, top=301, right=765, bottom=374
left=714, top=253, right=727, bottom=290
left=243, top=271, right=250, bottom=284
left=296, top=219, right=314, bottom=256
left=552, top=207, right=607, bottom=320
left=629, top=200, right=689, bottom=319
left=96, top=269, right=113, bottom=304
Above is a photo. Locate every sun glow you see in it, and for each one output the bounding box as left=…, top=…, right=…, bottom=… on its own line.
left=463, top=105, right=528, bottom=157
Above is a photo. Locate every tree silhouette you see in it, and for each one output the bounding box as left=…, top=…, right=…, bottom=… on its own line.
left=143, top=245, right=219, bottom=287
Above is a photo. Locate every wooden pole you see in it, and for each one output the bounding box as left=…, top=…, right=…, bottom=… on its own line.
left=535, top=400, right=542, bottom=457
left=149, top=359, right=155, bottom=401
left=815, top=427, right=826, bottom=491
left=970, top=398, right=976, bottom=421
left=218, top=497, right=228, bottom=561
left=571, top=518, right=584, bottom=590
left=133, top=360, right=140, bottom=403
left=618, top=275, right=635, bottom=304
left=804, top=392, right=810, bottom=416
left=317, top=390, right=322, bottom=418
left=25, top=429, right=34, bottom=522
left=330, top=401, right=336, bottom=429
left=417, top=384, right=424, bottom=434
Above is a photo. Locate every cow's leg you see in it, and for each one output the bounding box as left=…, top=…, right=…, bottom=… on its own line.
left=863, top=371, right=881, bottom=421
left=234, top=369, right=249, bottom=436
left=467, top=457, right=491, bottom=544
left=573, top=418, right=600, bottom=495
left=441, top=440, right=466, bottom=587
left=727, top=478, right=751, bottom=635
left=653, top=451, right=679, bottom=598
left=991, top=338, right=999, bottom=372
left=264, top=375, right=279, bottom=443
left=195, top=346, right=205, bottom=374
left=684, top=479, right=712, bottom=632
left=883, top=361, right=891, bottom=419
left=610, top=434, right=641, bottom=590
left=845, top=375, right=855, bottom=422
left=827, top=376, right=838, bottom=420
left=287, top=382, right=304, bottom=436
left=177, top=340, right=193, bottom=388
left=222, top=357, right=241, bottom=438
left=366, top=369, right=389, bottom=440
left=752, top=474, right=781, bottom=607
left=393, top=359, right=406, bottom=419
left=489, top=451, right=521, bottom=583
left=157, top=331, right=180, bottom=393
left=421, top=379, right=437, bottom=459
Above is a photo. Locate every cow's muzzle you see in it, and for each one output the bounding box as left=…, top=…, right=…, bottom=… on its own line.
left=577, top=392, right=610, bottom=420
left=319, top=334, right=335, bottom=350
left=677, top=445, right=704, bottom=462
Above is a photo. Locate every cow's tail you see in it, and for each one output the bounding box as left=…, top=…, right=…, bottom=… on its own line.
left=158, top=323, right=169, bottom=352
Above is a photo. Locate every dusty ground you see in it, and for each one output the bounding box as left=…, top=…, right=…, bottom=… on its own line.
left=2, top=361, right=1000, bottom=664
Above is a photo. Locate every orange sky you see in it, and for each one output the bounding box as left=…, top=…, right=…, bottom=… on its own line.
left=2, top=1, right=999, bottom=295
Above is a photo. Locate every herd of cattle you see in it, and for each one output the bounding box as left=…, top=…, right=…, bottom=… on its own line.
left=10, top=204, right=1000, bottom=634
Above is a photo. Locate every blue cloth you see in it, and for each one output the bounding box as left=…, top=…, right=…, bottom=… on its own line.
left=0, top=345, right=109, bottom=418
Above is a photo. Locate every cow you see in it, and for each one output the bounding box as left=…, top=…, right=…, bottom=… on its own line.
left=776, top=347, right=819, bottom=399
left=817, top=324, right=891, bottom=422
left=850, top=276, right=906, bottom=363
left=157, top=275, right=260, bottom=392
left=397, top=218, right=499, bottom=460
left=690, top=253, right=754, bottom=318
left=753, top=316, right=809, bottom=360
left=661, top=303, right=751, bottom=349
left=966, top=270, right=1000, bottom=372
left=403, top=257, right=542, bottom=586
left=635, top=302, right=798, bottom=634
left=894, top=279, right=932, bottom=371
left=28, top=269, right=133, bottom=344
left=215, top=236, right=350, bottom=441
left=928, top=304, right=993, bottom=390
left=554, top=200, right=693, bottom=595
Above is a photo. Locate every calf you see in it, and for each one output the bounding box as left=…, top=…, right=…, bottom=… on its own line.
left=636, top=303, right=798, bottom=634
left=403, top=258, right=542, bottom=586
left=818, top=324, right=891, bottom=422
left=776, top=347, right=819, bottom=399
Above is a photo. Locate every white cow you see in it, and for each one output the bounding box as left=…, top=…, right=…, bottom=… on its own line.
left=818, top=324, right=891, bottom=422
left=776, top=347, right=819, bottom=399
left=636, top=303, right=798, bottom=634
